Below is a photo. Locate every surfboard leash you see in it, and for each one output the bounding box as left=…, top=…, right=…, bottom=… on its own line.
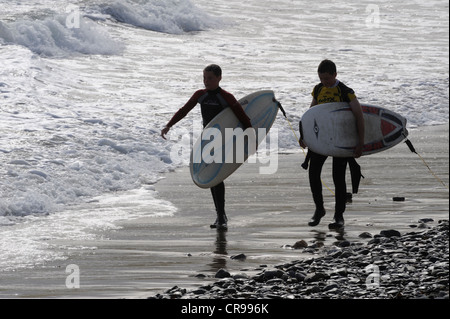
left=404, top=135, right=448, bottom=190
left=275, top=98, right=335, bottom=195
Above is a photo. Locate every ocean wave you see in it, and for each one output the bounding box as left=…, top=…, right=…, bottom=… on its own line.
left=0, top=14, right=123, bottom=57
left=98, top=0, right=222, bottom=34
left=0, top=0, right=221, bottom=57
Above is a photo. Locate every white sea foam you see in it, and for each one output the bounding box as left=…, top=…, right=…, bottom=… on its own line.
left=0, top=14, right=122, bottom=57
left=0, top=187, right=177, bottom=271
left=98, top=0, right=222, bottom=34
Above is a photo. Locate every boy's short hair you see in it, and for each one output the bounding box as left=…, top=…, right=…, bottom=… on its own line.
left=204, top=64, right=222, bottom=77
left=318, top=59, right=337, bottom=74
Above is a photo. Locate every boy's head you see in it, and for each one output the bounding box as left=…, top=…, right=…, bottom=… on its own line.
left=203, top=64, right=222, bottom=91
left=317, top=59, right=337, bottom=88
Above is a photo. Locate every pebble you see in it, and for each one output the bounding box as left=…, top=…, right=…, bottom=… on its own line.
left=359, top=232, right=373, bottom=239
left=293, top=240, right=308, bottom=249
left=215, top=268, right=231, bottom=279
left=380, top=229, right=402, bottom=238
left=231, top=253, right=247, bottom=261
left=150, top=220, right=449, bottom=300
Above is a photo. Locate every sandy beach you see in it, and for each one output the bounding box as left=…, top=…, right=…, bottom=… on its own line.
left=0, top=124, right=448, bottom=299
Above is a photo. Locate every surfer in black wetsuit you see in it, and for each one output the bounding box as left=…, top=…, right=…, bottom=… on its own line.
left=300, top=60, right=365, bottom=230
left=161, top=64, right=252, bottom=230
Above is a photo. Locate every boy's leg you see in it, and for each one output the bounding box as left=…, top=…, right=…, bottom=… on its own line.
left=329, top=157, right=348, bottom=229
left=210, top=182, right=227, bottom=229
left=308, top=151, right=327, bottom=226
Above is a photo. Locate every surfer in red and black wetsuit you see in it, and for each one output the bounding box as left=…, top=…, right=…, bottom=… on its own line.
left=300, top=60, right=365, bottom=229
left=161, top=64, right=252, bottom=230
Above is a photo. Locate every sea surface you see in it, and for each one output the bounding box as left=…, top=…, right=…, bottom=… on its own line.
left=0, top=0, right=448, bottom=272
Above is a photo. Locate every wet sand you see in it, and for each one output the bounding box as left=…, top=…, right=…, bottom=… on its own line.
left=0, top=124, right=448, bottom=299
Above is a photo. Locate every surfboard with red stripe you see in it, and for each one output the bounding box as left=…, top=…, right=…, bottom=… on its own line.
left=300, top=102, right=408, bottom=157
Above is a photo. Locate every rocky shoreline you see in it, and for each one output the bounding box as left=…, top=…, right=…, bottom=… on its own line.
left=151, top=219, right=449, bottom=299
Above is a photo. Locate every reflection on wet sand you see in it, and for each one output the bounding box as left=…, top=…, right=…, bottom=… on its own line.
left=208, top=230, right=228, bottom=272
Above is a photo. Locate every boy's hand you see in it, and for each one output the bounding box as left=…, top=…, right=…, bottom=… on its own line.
left=353, top=143, right=363, bottom=158
left=300, top=139, right=307, bottom=149
left=161, top=126, right=170, bottom=140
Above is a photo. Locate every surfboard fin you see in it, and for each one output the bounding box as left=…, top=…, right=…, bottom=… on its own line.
left=274, top=98, right=287, bottom=118
left=301, top=150, right=311, bottom=170
left=349, top=158, right=364, bottom=194
left=299, top=120, right=304, bottom=141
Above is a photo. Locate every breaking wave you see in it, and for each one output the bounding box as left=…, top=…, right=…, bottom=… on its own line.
left=99, top=0, right=222, bottom=34
left=0, top=14, right=122, bottom=57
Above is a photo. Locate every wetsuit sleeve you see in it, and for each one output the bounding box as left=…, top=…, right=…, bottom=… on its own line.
left=221, top=91, right=252, bottom=129
left=339, top=83, right=356, bottom=103
left=346, top=90, right=356, bottom=102
left=311, top=84, right=322, bottom=100
left=166, top=90, right=203, bottom=128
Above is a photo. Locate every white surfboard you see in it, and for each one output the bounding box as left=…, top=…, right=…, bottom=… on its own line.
left=190, top=90, right=279, bottom=188
left=300, top=102, right=408, bottom=157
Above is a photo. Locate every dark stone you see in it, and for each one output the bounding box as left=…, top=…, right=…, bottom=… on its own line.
left=231, top=253, right=247, bottom=261
left=266, top=278, right=284, bottom=285
left=337, top=240, right=351, bottom=247
left=223, top=287, right=237, bottom=294
left=324, top=283, right=339, bottom=291
left=263, top=269, right=286, bottom=280
left=293, top=240, right=308, bottom=249
left=359, top=232, right=373, bottom=238
left=305, top=286, right=321, bottom=294
left=331, top=268, right=348, bottom=277
left=215, top=268, right=231, bottom=279
left=380, top=229, right=401, bottom=238
left=192, top=288, right=207, bottom=295
left=304, top=272, right=329, bottom=283
left=295, top=271, right=306, bottom=282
